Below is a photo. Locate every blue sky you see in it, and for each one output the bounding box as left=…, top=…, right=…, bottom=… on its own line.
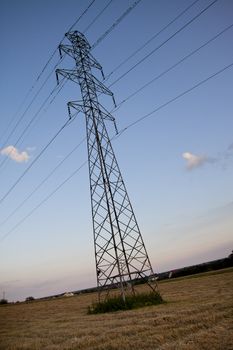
left=0, top=0, right=232, bottom=301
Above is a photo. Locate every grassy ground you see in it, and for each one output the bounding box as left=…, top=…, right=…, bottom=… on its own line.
left=0, top=268, right=232, bottom=350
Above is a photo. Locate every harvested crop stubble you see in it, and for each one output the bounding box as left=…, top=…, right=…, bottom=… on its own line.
left=0, top=268, right=233, bottom=350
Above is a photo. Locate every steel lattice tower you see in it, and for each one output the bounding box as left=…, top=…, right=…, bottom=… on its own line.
left=56, top=31, right=157, bottom=301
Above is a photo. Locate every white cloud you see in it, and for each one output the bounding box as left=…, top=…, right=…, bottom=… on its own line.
left=182, top=152, right=207, bottom=170
left=1, top=145, right=30, bottom=163
left=182, top=144, right=232, bottom=171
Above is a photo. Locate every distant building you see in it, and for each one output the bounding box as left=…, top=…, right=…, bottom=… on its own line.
left=63, top=292, right=74, bottom=297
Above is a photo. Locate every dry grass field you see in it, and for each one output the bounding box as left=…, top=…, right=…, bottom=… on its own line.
left=0, top=268, right=233, bottom=350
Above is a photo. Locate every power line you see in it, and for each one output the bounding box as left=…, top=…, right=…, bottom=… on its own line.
left=0, top=116, right=75, bottom=206
left=112, top=22, right=233, bottom=113
left=91, top=0, right=143, bottom=50
left=0, top=87, right=34, bottom=146
left=0, top=57, right=64, bottom=152
left=12, top=0, right=134, bottom=149
left=1, top=0, right=140, bottom=153
left=105, top=0, right=200, bottom=81
left=0, top=137, right=85, bottom=228
left=35, top=0, right=97, bottom=82
left=84, top=0, right=115, bottom=34
left=15, top=72, right=74, bottom=148
left=15, top=76, right=67, bottom=151
left=0, top=1, right=95, bottom=150
left=1, top=0, right=125, bottom=154
left=1, top=21, right=230, bottom=229
left=108, top=0, right=219, bottom=88
left=115, top=61, right=233, bottom=138
left=0, top=53, right=59, bottom=151
left=20, top=2, right=223, bottom=184
left=0, top=59, right=62, bottom=149
left=2, top=0, right=140, bottom=162
left=67, top=0, right=96, bottom=33
left=34, top=0, right=96, bottom=80
left=0, top=161, right=87, bottom=243
left=0, top=73, right=68, bottom=173
left=0, top=83, right=61, bottom=171
left=48, top=0, right=143, bottom=108
left=1, top=61, right=232, bottom=242
left=13, top=0, right=141, bottom=144
left=43, top=76, right=68, bottom=111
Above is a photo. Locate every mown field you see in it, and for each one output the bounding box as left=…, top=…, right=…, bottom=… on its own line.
left=0, top=268, right=233, bottom=350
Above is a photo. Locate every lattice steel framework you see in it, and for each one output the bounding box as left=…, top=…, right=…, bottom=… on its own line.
left=56, top=31, right=156, bottom=301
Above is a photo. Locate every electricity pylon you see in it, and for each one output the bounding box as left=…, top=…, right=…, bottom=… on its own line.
left=56, top=31, right=157, bottom=301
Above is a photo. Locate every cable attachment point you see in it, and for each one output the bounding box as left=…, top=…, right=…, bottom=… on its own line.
left=112, top=95, right=117, bottom=108
left=55, top=70, right=60, bottom=85
left=114, top=120, right=118, bottom=135
left=101, top=69, right=105, bottom=80
left=67, top=103, right=72, bottom=120
left=58, top=44, right=63, bottom=59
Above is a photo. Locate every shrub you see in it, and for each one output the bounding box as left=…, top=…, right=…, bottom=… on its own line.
left=0, top=298, right=8, bottom=305
left=25, top=296, right=35, bottom=302
left=88, top=291, right=163, bottom=314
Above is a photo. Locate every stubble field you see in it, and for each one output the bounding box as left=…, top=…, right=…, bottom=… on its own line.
left=0, top=268, right=233, bottom=350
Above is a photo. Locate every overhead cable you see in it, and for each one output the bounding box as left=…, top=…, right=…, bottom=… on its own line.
left=105, top=0, right=201, bottom=80
left=1, top=0, right=136, bottom=152
left=66, top=0, right=96, bottom=33
left=0, top=58, right=64, bottom=153
left=115, top=61, right=233, bottom=138
left=0, top=116, right=75, bottom=206
left=108, top=0, right=219, bottom=88
left=0, top=1, right=95, bottom=149
left=36, top=0, right=96, bottom=82
left=0, top=81, right=64, bottom=172
left=113, top=22, right=233, bottom=112
left=84, top=0, right=115, bottom=33
left=0, top=137, right=86, bottom=228
left=91, top=0, right=143, bottom=50
left=1, top=60, right=232, bottom=242
left=0, top=161, right=87, bottom=242
left=0, top=87, right=34, bottom=146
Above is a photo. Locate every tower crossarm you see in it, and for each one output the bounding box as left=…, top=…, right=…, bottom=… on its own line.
left=56, top=68, right=80, bottom=85
left=68, top=101, right=116, bottom=124
left=59, top=44, right=104, bottom=76
left=56, top=68, right=115, bottom=105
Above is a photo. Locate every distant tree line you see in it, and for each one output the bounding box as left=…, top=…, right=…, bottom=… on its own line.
left=2, top=253, right=232, bottom=305
left=158, top=254, right=233, bottom=280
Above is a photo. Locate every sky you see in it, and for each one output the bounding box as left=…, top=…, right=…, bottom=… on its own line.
left=0, top=0, right=232, bottom=302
